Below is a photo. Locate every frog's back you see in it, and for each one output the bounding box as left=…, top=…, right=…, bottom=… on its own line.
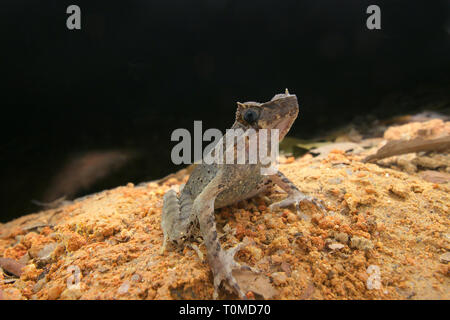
left=184, top=163, right=220, bottom=199
left=183, top=163, right=265, bottom=209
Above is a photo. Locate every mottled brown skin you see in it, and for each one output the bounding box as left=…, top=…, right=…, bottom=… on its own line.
left=161, top=91, right=324, bottom=299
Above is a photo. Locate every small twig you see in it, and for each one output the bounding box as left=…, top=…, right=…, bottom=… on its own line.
left=2, top=279, right=17, bottom=284
left=22, top=223, right=53, bottom=232
left=363, top=136, right=450, bottom=163
left=31, top=196, right=68, bottom=209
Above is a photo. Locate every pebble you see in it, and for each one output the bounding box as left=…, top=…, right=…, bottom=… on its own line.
left=350, top=236, right=373, bottom=251
left=118, top=280, right=130, bottom=295
left=271, top=272, right=288, bottom=285
left=271, top=254, right=283, bottom=265
left=37, top=242, right=58, bottom=262
left=60, top=287, right=83, bottom=300
left=280, top=262, right=292, bottom=276
left=33, top=278, right=46, bottom=293
left=366, top=265, right=381, bottom=290
left=98, top=266, right=110, bottom=273
left=439, top=252, right=450, bottom=264
left=335, top=232, right=349, bottom=244
left=328, top=243, right=345, bottom=250
left=47, top=284, right=64, bottom=300
left=131, top=273, right=143, bottom=282
left=420, top=171, right=450, bottom=184
left=328, top=177, right=343, bottom=185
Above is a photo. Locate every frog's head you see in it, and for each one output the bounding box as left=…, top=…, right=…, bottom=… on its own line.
left=234, top=89, right=299, bottom=140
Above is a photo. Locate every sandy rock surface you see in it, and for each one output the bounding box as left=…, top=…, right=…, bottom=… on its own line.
left=1, top=122, right=449, bottom=300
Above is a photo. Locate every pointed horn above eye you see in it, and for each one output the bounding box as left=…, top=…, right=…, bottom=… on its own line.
left=285, top=88, right=290, bottom=95
left=237, top=102, right=246, bottom=108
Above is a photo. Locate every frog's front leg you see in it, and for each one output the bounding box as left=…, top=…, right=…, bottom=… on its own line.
left=268, top=171, right=325, bottom=215
left=193, top=172, right=249, bottom=299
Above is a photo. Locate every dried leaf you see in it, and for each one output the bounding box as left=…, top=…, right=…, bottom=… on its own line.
left=0, top=258, right=25, bottom=277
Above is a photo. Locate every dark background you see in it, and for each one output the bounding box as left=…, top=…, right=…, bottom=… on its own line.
left=0, top=0, right=449, bottom=222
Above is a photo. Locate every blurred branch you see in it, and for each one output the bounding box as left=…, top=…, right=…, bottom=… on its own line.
left=363, top=136, right=450, bottom=163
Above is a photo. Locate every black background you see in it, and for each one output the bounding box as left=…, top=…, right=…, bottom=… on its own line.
left=0, top=0, right=449, bottom=222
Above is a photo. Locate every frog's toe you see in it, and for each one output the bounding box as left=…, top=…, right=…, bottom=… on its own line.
left=226, top=237, right=251, bottom=257
left=215, top=270, right=246, bottom=299
left=297, top=193, right=326, bottom=212
left=228, top=239, right=259, bottom=274
left=212, top=261, right=246, bottom=299
left=233, top=262, right=260, bottom=274
left=212, top=240, right=255, bottom=299
left=269, top=198, right=296, bottom=211
left=269, top=192, right=326, bottom=215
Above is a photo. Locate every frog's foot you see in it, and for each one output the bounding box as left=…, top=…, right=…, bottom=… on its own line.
left=269, top=192, right=326, bottom=215
left=227, top=240, right=259, bottom=273
left=233, top=261, right=260, bottom=274
left=211, top=239, right=256, bottom=299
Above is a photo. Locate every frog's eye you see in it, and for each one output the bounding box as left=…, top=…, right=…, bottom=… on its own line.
left=243, top=109, right=258, bottom=124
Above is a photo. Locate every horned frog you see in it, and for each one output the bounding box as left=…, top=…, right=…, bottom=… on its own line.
left=161, top=90, right=324, bottom=298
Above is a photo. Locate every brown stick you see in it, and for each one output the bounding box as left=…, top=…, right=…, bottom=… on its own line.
left=363, top=136, right=450, bottom=163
